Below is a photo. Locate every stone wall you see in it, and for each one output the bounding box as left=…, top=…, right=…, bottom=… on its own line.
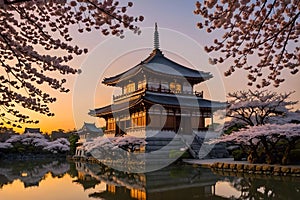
left=211, top=162, right=300, bottom=177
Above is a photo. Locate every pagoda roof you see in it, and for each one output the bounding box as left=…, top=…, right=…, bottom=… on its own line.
left=24, top=128, right=41, bottom=134
left=89, top=98, right=142, bottom=117
left=143, top=91, right=225, bottom=109
left=89, top=91, right=226, bottom=117
left=77, top=122, right=103, bottom=135
left=73, top=178, right=100, bottom=190
left=102, top=49, right=213, bottom=86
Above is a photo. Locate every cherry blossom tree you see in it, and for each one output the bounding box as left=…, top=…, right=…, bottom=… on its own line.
left=0, top=0, right=144, bottom=128
left=212, top=123, right=300, bottom=164
left=194, top=0, right=300, bottom=88
left=226, top=90, right=298, bottom=126
left=0, top=132, right=70, bottom=154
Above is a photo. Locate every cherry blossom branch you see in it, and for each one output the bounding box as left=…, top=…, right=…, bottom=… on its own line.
left=0, top=0, right=144, bottom=128
left=195, top=0, right=300, bottom=88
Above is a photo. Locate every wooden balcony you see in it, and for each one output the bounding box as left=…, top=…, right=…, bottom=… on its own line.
left=113, top=88, right=145, bottom=101
left=104, top=130, right=115, bottom=136
left=113, top=84, right=203, bottom=102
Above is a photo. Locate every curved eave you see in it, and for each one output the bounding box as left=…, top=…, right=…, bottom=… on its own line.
left=142, top=66, right=212, bottom=84
left=102, top=64, right=212, bottom=86
left=101, top=49, right=213, bottom=86
left=102, top=65, right=143, bottom=86
left=89, top=98, right=143, bottom=118
left=142, top=91, right=226, bottom=110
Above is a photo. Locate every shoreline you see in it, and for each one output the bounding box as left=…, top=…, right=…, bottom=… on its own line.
left=6, top=153, right=298, bottom=178
left=183, top=158, right=300, bottom=177
left=0, top=153, right=68, bottom=161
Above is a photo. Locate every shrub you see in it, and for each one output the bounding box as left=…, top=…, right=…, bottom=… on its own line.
left=289, top=149, right=300, bottom=164
left=232, top=149, right=246, bottom=161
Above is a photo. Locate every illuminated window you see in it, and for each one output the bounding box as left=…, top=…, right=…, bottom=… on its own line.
left=175, top=83, right=181, bottom=93
left=107, top=185, right=116, bottom=193
left=142, top=112, right=146, bottom=126
left=107, top=118, right=116, bottom=130
left=131, top=112, right=146, bottom=127
left=170, top=82, right=176, bottom=93
left=138, top=79, right=146, bottom=89
left=170, top=82, right=181, bottom=93
left=130, top=189, right=146, bottom=200
left=124, top=82, right=135, bottom=94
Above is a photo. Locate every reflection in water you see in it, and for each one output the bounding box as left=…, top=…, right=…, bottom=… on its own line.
left=0, top=159, right=69, bottom=188
left=74, top=162, right=218, bottom=200
left=226, top=176, right=300, bottom=199
left=0, top=159, right=300, bottom=200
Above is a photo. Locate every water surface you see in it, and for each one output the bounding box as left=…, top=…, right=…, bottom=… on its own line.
left=0, top=159, right=299, bottom=200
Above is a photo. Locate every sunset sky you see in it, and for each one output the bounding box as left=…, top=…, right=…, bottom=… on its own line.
left=12, top=0, right=300, bottom=133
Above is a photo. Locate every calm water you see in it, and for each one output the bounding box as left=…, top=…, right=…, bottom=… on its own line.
left=0, top=159, right=299, bottom=200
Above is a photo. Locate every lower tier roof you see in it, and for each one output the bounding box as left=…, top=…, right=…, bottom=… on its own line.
left=89, top=91, right=226, bottom=117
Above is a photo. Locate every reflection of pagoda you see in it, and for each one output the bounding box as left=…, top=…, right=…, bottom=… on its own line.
left=75, top=162, right=220, bottom=200
left=90, top=23, right=224, bottom=137
left=73, top=162, right=101, bottom=190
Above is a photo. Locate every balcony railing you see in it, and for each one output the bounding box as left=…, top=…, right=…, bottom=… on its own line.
left=148, top=87, right=203, bottom=98
left=113, top=86, right=203, bottom=101
left=104, top=130, right=115, bottom=136
left=113, top=88, right=145, bottom=101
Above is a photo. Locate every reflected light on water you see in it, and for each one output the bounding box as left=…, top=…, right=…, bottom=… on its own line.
left=1, top=160, right=300, bottom=200
left=0, top=172, right=106, bottom=200
left=215, top=180, right=241, bottom=199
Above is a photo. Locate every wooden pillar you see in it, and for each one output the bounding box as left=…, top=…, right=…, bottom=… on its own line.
left=105, top=118, right=108, bottom=130
left=199, top=111, right=205, bottom=129
left=159, top=108, right=162, bottom=128
left=185, top=110, right=192, bottom=133
left=173, top=109, right=176, bottom=132
left=117, top=117, right=120, bottom=136
left=135, top=81, right=138, bottom=91
left=146, top=108, right=150, bottom=127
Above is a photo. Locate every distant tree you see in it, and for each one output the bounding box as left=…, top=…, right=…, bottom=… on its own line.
left=194, top=0, right=300, bottom=88
left=226, top=90, right=298, bottom=126
left=68, top=133, right=79, bottom=155
left=0, top=126, right=17, bottom=142
left=0, top=126, right=16, bottom=134
left=0, top=0, right=144, bottom=127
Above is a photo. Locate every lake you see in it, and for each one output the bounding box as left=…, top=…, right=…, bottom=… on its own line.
left=0, top=159, right=299, bottom=200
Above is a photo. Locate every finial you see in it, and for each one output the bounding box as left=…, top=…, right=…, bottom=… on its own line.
left=154, top=22, right=160, bottom=49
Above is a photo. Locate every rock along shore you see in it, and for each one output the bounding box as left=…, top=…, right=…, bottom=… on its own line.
left=183, top=158, right=300, bottom=177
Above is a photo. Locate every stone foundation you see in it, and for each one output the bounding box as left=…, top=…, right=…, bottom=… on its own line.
left=211, top=162, right=300, bottom=177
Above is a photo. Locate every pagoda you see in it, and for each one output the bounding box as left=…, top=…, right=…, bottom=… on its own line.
left=90, top=23, right=225, bottom=137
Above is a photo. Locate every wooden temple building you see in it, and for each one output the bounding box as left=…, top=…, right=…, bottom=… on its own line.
left=90, top=24, right=225, bottom=137
left=75, top=122, right=104, bottom=157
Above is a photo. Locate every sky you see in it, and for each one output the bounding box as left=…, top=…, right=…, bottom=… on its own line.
left=10, top=0, right=300, bottom=133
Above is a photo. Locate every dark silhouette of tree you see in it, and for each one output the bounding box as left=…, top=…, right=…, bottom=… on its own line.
left=0, top=0, right=143, bottom=127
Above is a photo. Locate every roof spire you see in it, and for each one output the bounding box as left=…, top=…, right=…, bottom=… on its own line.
left=154, top=22, right=160, bottom=49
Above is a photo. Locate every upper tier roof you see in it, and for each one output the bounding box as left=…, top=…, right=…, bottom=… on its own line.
left=102, top=23, right=212, bottom=86
left=102, top=49, right=213, bottom=86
